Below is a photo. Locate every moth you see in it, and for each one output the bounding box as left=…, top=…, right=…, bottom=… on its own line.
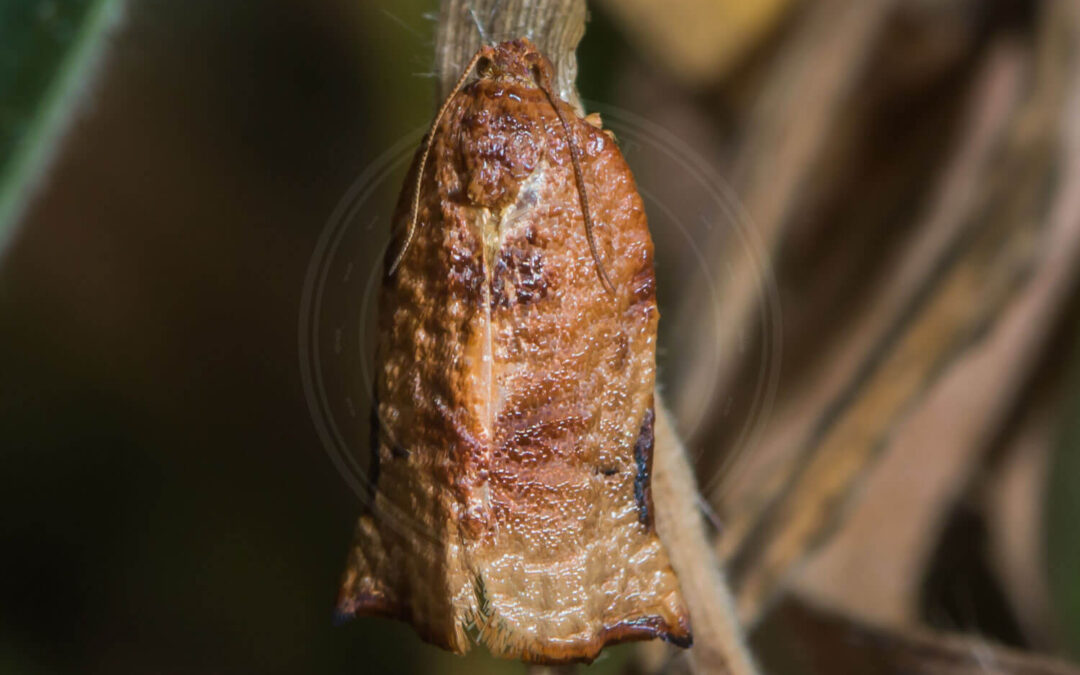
left=337, top=38, right=691, bottom=664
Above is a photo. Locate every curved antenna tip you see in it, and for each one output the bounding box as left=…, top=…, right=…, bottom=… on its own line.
left=535, top=67, right=618, bottom=299
left=388, top=49, right=487, bottom=278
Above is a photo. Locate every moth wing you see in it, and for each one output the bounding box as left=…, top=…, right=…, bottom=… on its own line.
left=465, top=108, right=691, bottom=662
left=336, top=124, right=487, bottom=654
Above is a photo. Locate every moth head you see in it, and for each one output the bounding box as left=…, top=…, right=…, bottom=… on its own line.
left=475, top=38, right=554, bottom=89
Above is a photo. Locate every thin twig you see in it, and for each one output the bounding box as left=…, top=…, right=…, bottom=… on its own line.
left=435, top=0, right=585, bottom=113
left=654, top=395, right=759, bottom=675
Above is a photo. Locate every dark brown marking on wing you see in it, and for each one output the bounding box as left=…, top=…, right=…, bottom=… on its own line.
left=445, top=224, right=485, bottom=299
left=491, top=243, right=550, bottom=309
left=524, top=613, right=693, bottom=665
left=459, top=82, right=541, bottom=210
left=498, top=414, right=587, bottom=464
left=633, top=406, right=656, bottom=530
left=598, top=615, right=693, bottom=650
left=366, top=399, right=409, bottom=508
left=630, top=264, right=656, bottom=309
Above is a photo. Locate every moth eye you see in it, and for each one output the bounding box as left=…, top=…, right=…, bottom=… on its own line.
left=476, top=56, right=492, bottom=76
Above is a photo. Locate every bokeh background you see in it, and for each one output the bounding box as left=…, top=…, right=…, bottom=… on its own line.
left=3, top=0, right=1080, bottom=673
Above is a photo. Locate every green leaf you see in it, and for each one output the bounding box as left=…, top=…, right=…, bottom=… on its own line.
left=0, top=0, right=124, bottom=252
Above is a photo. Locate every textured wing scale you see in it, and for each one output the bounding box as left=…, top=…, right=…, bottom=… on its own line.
left=338, top=60, right=690, bottom=664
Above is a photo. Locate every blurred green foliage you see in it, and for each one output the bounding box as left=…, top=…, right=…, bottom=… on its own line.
left=0, top=0, right=121, bottom=243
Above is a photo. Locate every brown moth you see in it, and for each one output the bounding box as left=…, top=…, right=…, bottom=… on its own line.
left=336, top=38, right=691, bottom=664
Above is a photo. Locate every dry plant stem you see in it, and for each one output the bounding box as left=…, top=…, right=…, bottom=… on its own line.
left=727, top=0, right=1080, bottom=624
left=434, top=1, right=754, bottom=670
left=783, top=39, right=1031, bottom=625
left=984, top=393, right=1057, bottom=647
left=795, top=30, right=1080, bottom=624
left=436, top=0, right=584, bottom=113
left=654, top=395, right=758, bottom=675
left=668, top=0, right=896, bottom=445
left=771, top=595, right=1080, bottom=675
left=714, top=23, right=1023, bottom=572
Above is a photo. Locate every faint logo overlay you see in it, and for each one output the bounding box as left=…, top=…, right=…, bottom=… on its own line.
left=299, top=104, right=780, bottom=515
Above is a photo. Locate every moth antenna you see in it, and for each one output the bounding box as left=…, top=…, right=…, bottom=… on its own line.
left=535, top=68, right=616, bottom=296
left=388, top=48, right=486, bottom=277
